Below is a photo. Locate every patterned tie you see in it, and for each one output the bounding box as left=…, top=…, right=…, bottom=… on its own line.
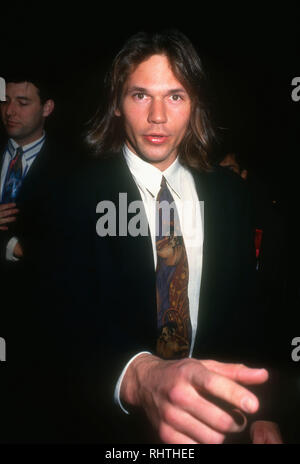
left=2, top=146, right=23, bottom=203
left=156, top=176, right=192, bottom=359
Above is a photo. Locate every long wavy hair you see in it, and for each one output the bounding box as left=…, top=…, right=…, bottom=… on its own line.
left=86, top=30, right=216, bottom=171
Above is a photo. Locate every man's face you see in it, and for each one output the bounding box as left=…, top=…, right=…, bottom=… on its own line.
left=219, top=153, right=248, bottom=180
left=116, top=54, right=192, bottom=171
left=219, top=154, right=240, bottom=175
left=0, top=82, right=54, bottom=146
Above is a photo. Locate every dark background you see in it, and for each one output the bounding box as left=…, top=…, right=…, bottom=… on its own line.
left=1, top=5, right=299, bottom=202
left=1, top=1, right=299, bottom=360
left=1, top=4, right=300, bottom=442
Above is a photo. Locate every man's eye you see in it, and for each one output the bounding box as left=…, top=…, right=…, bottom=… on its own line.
left=134, top=93, right=146, bottom=100
left=171, top=94, right=182, bottom=101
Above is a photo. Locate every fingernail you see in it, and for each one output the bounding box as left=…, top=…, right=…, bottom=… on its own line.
left=241, top=397, right=257, bottom=413
left=254, top=368, right=267, bottom=375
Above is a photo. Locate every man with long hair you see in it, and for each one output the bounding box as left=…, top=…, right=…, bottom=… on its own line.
left=25, top=30, right=283, bottom=444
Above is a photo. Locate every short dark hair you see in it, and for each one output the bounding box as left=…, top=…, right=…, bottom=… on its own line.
left=86, top=30, right=216, bottom=171
left=4, top=74, right=53, bottom=104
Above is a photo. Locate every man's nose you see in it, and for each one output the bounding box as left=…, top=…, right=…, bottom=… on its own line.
left=147, top=98, right=167, bottom=124
left=5, top=102, right=16, bottom=117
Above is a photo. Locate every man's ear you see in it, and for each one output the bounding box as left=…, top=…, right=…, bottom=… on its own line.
left=42, top=99, right=55, bottom=117
left=115, top=107, right=121, bottom=117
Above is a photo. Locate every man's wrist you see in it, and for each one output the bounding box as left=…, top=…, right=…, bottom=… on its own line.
left=13, top=241, right=23, bottom=258
left=114, top=351, right=152, bottom=414
left=120, top=352, right=161, bottom=408
left=6, top=236, right=19, bottom=261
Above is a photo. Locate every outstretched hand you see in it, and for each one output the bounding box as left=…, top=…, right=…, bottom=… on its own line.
left=121, top=354, right=269, bottom=444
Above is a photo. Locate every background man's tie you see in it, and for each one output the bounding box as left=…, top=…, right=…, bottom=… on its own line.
left=156, top=176, right=192, bottom=359
left=2, top=146, right=23, bottom=203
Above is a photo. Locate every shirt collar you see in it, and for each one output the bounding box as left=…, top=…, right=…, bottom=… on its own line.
left=8, top=132, right=46, bottom=161
left=123, top=144, right=182, bottom=199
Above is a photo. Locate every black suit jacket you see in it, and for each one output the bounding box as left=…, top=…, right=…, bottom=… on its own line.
left=0, top=137, right=83, bottom=442
left=1, top=152, right=275, bottom=443
left=0, top=138, right=63, bottom=264
left=0, top=137, right=76, bottom=362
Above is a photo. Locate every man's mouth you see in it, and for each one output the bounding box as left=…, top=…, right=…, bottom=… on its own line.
left=6, top=120, right=20, bottom=127
left=143, top=134, right=169, bottom=144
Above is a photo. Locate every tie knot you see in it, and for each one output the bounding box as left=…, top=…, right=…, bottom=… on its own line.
left=10, top=146, right=23, bottom=173
left=14, top=146, right=23, bottom=159
left=160, top=176, right=167, bottom=189
left=157, top=176, right=171, bottom=203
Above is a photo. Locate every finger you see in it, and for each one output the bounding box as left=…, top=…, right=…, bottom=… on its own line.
left=195, top=394, right=248, bottom=434
left=201, top=360, right=269, bottom=385
left=0, top=203, right=17, bottom=211
left=0, top=226, right=8, bottom=230
left=0, top=208, right=19, bottom=218
left=168, top=382, right=247, bottom=434
left=160, top=405, right=225, bottom=444
left=192, top=367, right=261, bottom=415
left=158, top=422, right=199, bottom=444
left=0, top=216, right=17, bottom=225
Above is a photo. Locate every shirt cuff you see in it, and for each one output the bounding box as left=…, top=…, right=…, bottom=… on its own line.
left=114, top=351, right=152, bottom=415
left=6, top=237, right=19, bottom=262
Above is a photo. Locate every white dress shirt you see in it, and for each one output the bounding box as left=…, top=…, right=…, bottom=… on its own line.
left=115, top=145, right=204, bottom=412
left=0, top=134, right=46, bottom=261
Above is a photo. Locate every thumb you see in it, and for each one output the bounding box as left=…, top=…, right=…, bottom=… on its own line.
left=250, top=421, right=283, bottom=444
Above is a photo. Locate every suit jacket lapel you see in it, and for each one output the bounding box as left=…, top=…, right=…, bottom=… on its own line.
left=190, top=167, right=232, bottom=355
left=93, top=153, right=158, bottom=351
left=190, top=168, right=212, bottom=345
left=0, top=142, right=8, bottom=191
left=17, top=141, right=49, bottom=202
left=0, top=143, right=6, bottom=162
left=96, top=153, right=154, bottom=272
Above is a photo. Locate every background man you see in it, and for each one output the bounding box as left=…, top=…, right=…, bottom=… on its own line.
left=218, top=147, right=297, bottom=441
left=0, top=76, right=81, bottom=442
left=218, top=148, right=288, bottom=361
left=0, top=76, right=54, bottom=260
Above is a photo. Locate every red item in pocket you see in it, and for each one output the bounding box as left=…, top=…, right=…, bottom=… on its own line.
left=255, top=228, right=263, bottom=259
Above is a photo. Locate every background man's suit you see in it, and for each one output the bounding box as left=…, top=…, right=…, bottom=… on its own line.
left=0, top=152, right=280, bottom=442
left=0, top=137, right=57, bottom=347
left=0, top=137, right=80, bottom=442
left=0, top=137, right=64, bottom=262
